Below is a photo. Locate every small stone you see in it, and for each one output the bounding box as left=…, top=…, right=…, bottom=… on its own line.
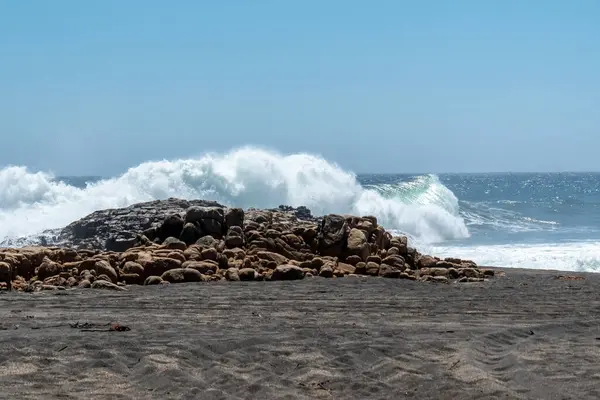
left=161, top=268, right=204, bottom=283
left=238, top=268, right=258, bottom=281
left=319, top=265, right=334, bottom=278
left=91, top=280, right=125, bottom=291
left=225, top=268, right=240, bottom=281
left=144, top=276, right=163, bottom=285
left=271, top=265, right=305, bottom=281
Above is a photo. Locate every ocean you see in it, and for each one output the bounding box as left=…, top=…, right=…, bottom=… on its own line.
left=1, top=147, right=598, bottom=272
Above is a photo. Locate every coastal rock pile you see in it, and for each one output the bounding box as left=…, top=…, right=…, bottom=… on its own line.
left=0, top=200, right=494, bottom=292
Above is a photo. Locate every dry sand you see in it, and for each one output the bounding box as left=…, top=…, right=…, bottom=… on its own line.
left=1, top=268, right=599, bottom=400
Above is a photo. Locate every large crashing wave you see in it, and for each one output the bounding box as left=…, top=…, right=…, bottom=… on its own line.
left=0, top=147, right=469, bottom=244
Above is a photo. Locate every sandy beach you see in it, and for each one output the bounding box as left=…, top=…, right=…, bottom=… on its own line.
left=1, top=268, right=598, bottom=400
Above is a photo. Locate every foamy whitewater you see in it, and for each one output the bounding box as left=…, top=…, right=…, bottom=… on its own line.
left=1, top=147, right=600, bottom=272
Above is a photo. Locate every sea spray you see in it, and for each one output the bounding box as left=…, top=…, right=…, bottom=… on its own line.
left=0, top=146, right=469, bottom=244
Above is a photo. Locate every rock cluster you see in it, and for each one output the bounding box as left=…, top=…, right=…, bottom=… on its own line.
left=0, top=200, right=495, bottom=292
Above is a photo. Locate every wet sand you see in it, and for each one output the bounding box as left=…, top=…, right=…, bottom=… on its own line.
left=1, top=268, right=599, bottom=399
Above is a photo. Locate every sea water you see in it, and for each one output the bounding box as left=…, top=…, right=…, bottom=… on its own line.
left=1, top=147, right=598, bottom=272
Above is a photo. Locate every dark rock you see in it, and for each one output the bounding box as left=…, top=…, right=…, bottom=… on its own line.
left=225, top=207, right=244, bottom=228
left=238, top=268, right=258, bottom=281
left=319, top=265, right=334, bottom=278
left=379, top=264, right=402, bottom=278
left=162, top=236, right=187, bottom=251
left=180, top=223, right=202, bottom=245
left=271, top=265, right=305, bottom=281
left=317, top=214, right=348, bottom=257
left=158, top=214, right=185, bottom=242
left=144, top=276, right=163, bottom=285
left=185, top=206, right=225, bottom=237
left=57, top=198, right=224, bottom=251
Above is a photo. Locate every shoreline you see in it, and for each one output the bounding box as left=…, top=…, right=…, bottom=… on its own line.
left=1, top=267, right=597, bottom=399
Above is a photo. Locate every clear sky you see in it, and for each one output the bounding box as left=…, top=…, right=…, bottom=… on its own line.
left=1, top=0, right=598, bottom=175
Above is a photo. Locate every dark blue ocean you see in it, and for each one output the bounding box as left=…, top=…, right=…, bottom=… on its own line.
left=1, top=149, right=598, bottom=272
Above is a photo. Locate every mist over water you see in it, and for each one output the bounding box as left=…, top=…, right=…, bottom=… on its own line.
left=0, top=147, right=467, bottom=244
left=1, top=147, right=599, bottom=273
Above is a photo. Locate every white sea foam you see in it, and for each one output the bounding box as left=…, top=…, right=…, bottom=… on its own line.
left=0, top=146, right=469, bottom=244
left=431, top=241, right=600, bottom=273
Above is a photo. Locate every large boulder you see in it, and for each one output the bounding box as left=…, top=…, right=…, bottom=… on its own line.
left=142, top=257, right=182, bottom=277
left=36, top=257, right=64, bottom=281
left=185, top=206, right=225, bottom=237
left=95, top=260, right=118, bottom=283
left=317, top=214, right=349, bottom=257
left=158, top=214, right=185, bottom=243
left=345, top=228, right=370, bottom=261
left=56, top=198, right=224, bottom=251
left=225, top=207, right=244, bottom=229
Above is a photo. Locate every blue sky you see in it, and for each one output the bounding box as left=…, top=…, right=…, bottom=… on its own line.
left=1, top=0, right=598, bottom=175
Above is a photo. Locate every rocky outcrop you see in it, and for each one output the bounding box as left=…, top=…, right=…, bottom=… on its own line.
left=57, top=198, right=225, bottom=252
left=0, top=199, right=497, bottom=292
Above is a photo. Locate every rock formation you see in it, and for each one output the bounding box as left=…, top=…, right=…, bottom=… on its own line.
left=0, top=199, right=495, bottom=292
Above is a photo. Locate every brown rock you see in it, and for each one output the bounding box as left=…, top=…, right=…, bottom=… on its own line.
left=460, top=268, right=480, bottom=278
left=182, top=260, right=218, bottom=275
left=144, top=276, right=163, bottom=285
left=366, top=255, right=381, bottom=264
left=379, top=264, right=402, bottom=278
left=95, top=260, right=118, bottom=283
left=162, top=236, right=188, bottom=251
left=161, top=268, right=204, bottom=283
left=225, top=234, right=244, bottom=248
left=225, top=268, right=240, bottom=281
left=37, top=257, right=64, bottom=281
left=121, top=273, right=143, bottom=285
left=91, top=280, right=125, bottom=290
left=344, top=255, right=362, bottom=266
left=122, top=261, right=144, bottom=275
left=166, top=251, right=186, bottom=263
left=399, top=272, right=416, bottom=280
left=447, top=268, right=460, bottom=279
left=417, top=255, right=437, bottom=269
left=346, top=228, right=370, bottom=261
left=201, top=247, right=219, bottom=261
left=435, top=260, right=460, bottom=269
left=381, top=255, right=405, bottom=270
left=335, top=262, right=356, bottom=275
left=256, top=251, right=289, bottom=265
left=428, top=268, right=449, bottom=277
left=0, top=261, right=13, bottom=291
left=142, top=257, right=182, bottom=276
left=365, top=261, right=380, bottom=276
left=223, top=248, right=246, bottom=260
left=354, top=262, right=367, bottom=275
left=183, top=245, right=202, bottom=261
left=271, top=265, right=305, bottom=281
